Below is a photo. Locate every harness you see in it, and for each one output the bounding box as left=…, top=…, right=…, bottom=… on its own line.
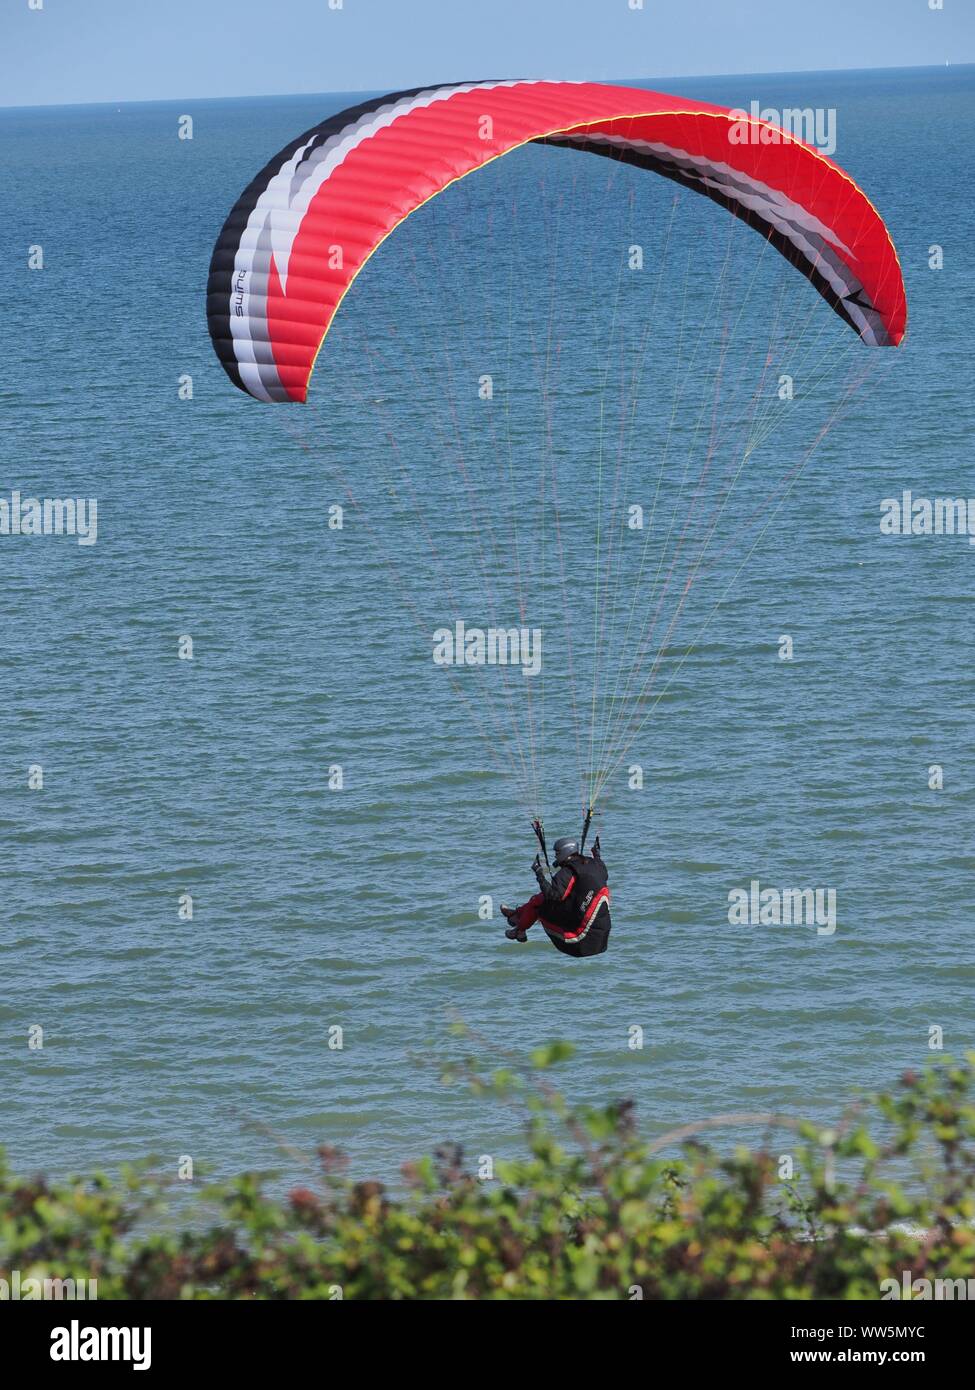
left=543, top=888, right=610, bottom=943
left=541, top=857, right=611, bottom=943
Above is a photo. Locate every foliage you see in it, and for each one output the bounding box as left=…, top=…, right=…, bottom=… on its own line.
left=3, top=1044, right=975, bottom=1300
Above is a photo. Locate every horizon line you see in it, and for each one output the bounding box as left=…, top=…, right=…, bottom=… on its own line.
left=1, top=60, right=969, bottom=113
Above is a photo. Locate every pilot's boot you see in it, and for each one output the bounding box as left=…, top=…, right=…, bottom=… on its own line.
left=501, top=904, right=528, bottom=942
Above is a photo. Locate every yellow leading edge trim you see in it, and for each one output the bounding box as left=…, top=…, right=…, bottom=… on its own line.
left=300, top=105, right=906, bottom=401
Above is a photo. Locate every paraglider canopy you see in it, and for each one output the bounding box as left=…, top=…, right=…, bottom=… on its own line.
left=207, top=79, right=906, bottom=404
left=205, top=78, right=907, bottom=836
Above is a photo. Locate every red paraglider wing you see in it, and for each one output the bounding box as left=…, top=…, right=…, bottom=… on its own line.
left=207, top=80, right=907, bottom=403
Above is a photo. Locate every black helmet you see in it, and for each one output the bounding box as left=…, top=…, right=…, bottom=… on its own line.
left=553, top=837, right=579, bottom=865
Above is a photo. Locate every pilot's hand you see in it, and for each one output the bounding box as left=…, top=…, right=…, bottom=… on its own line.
left=532, top=854, right=547, bottom=885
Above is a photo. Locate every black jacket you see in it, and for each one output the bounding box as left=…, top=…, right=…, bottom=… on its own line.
left=537, top=853, right=610, bottom=937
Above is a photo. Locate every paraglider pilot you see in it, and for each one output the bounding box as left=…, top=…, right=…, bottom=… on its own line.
left=501, top=835, right=611, bottom=958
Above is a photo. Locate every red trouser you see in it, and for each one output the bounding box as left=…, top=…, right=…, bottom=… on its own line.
left=513, top=893, right=548, bottom=931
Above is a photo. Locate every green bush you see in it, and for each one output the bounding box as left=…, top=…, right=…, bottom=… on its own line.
left=3, top=1043, right=974, bottom=1300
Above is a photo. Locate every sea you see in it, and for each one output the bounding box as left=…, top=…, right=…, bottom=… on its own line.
left=1, top=65, right=973, bottom=1187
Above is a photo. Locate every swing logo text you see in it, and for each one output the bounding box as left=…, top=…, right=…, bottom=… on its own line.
left=432, top=620, right=542, bottom=677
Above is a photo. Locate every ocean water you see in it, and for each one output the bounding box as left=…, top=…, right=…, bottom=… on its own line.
left=1, top=67, right=973, bottom=1186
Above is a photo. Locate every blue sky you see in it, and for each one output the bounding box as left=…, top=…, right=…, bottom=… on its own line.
left=2, top=0, right=972, bottom=107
